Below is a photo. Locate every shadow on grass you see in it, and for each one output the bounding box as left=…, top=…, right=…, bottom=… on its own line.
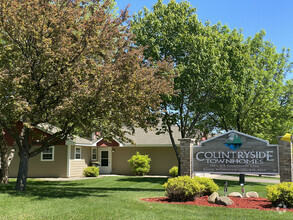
left=0, top=179, right=164, bottom=200
left=2, top=177, right=268, bottom=200
left=27, top=180, right=82, bottom=187
left=116, top=177, right=168, bottom=185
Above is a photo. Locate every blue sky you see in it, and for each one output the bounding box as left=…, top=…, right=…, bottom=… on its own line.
left=115, top=0, right=293, bottom=79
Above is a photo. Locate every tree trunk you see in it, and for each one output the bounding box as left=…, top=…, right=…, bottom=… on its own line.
left=0, top=158, right=9, bottom=184
left=0, top=129, right=4, bottom=183
left=166, top=121, right=181, bottom=176
left=15, top=149, right=29, bottom=191
left=0, top=145, right=16, bottom=184
left=0, top=141, right=8, bottom=184
left=0, top=127, right=16, bottom=184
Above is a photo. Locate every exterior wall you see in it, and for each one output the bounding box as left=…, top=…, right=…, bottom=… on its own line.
left=9, top=145, right=67, bottom=178
left=8, top=145, right=179, bottom=177
left=69, top=146, right=91, bottom=177
left=112, top=146, right=178, bottom=175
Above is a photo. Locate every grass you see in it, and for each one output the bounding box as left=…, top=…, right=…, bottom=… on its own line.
left=0, top=176, right=292, bottom=220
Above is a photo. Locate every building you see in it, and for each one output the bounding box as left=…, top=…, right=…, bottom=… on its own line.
left=9, top=126, right=181, bottom=177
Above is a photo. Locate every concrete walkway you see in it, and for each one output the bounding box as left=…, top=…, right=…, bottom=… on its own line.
left=31, top=174, right=169, bottom=181
left=32, top=174, right=280, bottom=184
left=203, top=174, right=280, bottom=184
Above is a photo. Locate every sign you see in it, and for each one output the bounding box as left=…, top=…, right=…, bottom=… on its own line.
left=193, top=131, right=279, bottom=174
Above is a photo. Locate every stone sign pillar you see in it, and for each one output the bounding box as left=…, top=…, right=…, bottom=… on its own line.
left=278, top=137, right=293, bottom=182
left=179, top=138, right=195, bottom=177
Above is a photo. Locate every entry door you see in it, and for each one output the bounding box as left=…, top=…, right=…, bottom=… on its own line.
left=99, top=148, right=112, bottom=174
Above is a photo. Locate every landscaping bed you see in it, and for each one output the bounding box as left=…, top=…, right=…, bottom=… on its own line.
left=142, top=196, right=292, bottom=212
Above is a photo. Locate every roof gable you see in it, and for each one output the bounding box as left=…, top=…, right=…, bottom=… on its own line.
left=96, top=138, right=120, bottom=147
left=198, top=130, right=273, bottom=148
left=4, top=122, right=65, bottom=146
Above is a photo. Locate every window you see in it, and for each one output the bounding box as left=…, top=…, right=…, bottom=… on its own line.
left=75, top=147, right=81, bottom=160
left=41, top=146, right=54, bottom=161
left=101, top=150, right=109, bottom=166
left=92, top=148, right=97, bottom=160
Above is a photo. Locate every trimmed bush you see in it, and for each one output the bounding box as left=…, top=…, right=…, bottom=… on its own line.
left=128, top=152, right=151, bottom=176
left=169, top=166, right=178, bottom=177
left=193, top=176, right=219, bottom=196
left=83, top=166, right=99, bottom=177
left=267, top=182, right=293, bottom=207
left=163, top=176, right=205, bottom=202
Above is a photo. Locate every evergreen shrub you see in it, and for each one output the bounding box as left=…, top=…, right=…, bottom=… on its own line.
left=128, top=152, right=151, bottom=176
left=83, top=166, right=99, bottom=177
left=163, top=176, right=204, bottom=202
left=267, top=182, right=293, bottom=207
left=169, top=166, right=178, bottom=177
left=193, top=176, right=219, bottom=196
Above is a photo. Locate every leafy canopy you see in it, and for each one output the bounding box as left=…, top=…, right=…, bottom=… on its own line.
left=0, top=0, right=173, bottom=148
left=132, top=0, right=292, bottom=144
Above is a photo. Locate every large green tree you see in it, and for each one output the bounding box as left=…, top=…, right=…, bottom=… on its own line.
left=132, top=0, right=293, bottom=174
left=0, top=0, right=173, bottom=191
left=132, top=0, right=224, bottom=173
left=208, top=30, right=293, bottom=143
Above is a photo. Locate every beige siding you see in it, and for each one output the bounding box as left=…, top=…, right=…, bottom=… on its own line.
left=69, top=146, right=91, bottom=177
left=112, top=147, right=178, bottom=175
left=9, top=145, right=68, bottom=178
left=9, top=145, right=179, bottom=177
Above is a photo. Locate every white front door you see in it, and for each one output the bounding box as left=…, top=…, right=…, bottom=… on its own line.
left=99, top=148, right=112, bottom=174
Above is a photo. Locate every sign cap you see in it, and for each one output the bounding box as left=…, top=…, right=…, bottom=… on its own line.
left=281, top=133, right=292, bottom=143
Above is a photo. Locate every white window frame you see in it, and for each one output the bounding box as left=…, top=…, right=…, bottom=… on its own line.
left=41, top=146, right=54, bottom=161
left=91, top=147, right=97, bottom=160
left=75, top=147, right=82, bottom=160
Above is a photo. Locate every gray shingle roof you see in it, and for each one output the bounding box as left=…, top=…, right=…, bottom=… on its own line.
left=36, top=123, right=93, bottom=145
left=70, top=136, right=93, bottom=145
left=36, top=123, right=182, bottom=146
left=123, top=127, right=181, bottom=146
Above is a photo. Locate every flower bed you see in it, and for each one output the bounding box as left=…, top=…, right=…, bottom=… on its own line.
left=142, top=196, right=292, bottom=212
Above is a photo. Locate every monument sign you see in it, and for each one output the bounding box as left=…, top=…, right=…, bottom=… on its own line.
left=193, top=131, right=279, bottom=174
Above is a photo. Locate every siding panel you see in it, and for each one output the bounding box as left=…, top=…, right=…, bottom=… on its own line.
left=9, top=145, right=67, bottom=178
left=69, top=146, right=91, bottom=177
left=112, top=147, right=178, bottom=175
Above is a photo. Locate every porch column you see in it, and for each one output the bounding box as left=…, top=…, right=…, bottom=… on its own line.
left=278, top=137, right=293, bottom=182
left=179, top=138, right=195, bottom=177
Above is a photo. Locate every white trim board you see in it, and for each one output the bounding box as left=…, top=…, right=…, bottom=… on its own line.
left=66, top=145, right=71, bottom=177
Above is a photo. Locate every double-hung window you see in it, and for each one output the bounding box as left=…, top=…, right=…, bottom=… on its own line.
left=41, top=146, right=54, bottom=161
left=75, top=147, right=81, bottom=160
left=92, top=148, right=97, bottom=160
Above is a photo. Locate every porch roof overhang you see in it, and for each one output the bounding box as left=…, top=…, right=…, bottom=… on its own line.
left=69, top=137, right=124, bottom=147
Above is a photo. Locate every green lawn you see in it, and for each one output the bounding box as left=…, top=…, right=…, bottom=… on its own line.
left=0, top=176, right=292, bottom=220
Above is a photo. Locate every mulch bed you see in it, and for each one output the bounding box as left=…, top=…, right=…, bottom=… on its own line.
left=141, top=196, right=292, bottom=212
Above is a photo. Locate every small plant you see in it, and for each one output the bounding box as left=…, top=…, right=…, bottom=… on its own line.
left=83, top=166, right=99, bottom=177
left=163, top=176, right=205, bottom=202
left=128, top=152, right=151, bottom=176
left=169, top=166, right=178, bottom=177
left=267, top=182, right=293, bottom=207
left=193, top=176, right=219, bottom=196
